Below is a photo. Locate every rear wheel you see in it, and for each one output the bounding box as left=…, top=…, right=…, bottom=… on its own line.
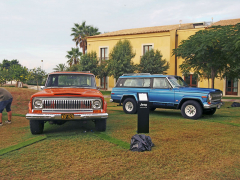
left=123, top=98, right=137, bottom=114
left=95, top=119, right=106, bottom=132
left=30, top=120, right=44, bottom=134
left=181, top=100, right=202, bottom=120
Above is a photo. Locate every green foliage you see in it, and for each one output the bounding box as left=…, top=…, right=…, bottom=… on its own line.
left=0, top=68, right=9, bottom=85
left=0, top=59, right=20, bottom=69
left=96, top=60, right=109, bottom=79
left=28, top=67, right=47, bottom=86
left=65, top=47, right=82, bottom=67
left=71, top=21, right=100, bottom=54
left=78, top=51, right=99, bottom=75
left=138, top=49, right=169, bottom=74
left=53, top=64, right=67, bottom=72
left=108, top=40, right=136, bottom=80
left=10, top=64, right=29, bottom=84
left=173, top=23, right=240, bottom=88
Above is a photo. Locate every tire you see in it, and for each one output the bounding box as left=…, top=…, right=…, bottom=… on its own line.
left=181, top=100, right=202, bottom=120
left=123, top=98, right=137, bottom=114
left=95, top=119, right=106, bottom=132
left=30, top=120, right=44, bottom=134
left=203, top=108, right=216, bottom=115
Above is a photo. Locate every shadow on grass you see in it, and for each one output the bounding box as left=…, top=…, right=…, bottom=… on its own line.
left=43, top=121, right=96, bottom=137
left=150, top=109, right=183, bottom=119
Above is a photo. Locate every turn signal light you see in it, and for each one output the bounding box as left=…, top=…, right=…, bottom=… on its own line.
left=33, top=110, right=42, bottom=113
left=93, top=110, right=101, bottom=113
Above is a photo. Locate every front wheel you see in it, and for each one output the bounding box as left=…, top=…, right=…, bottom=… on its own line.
left=95, top=119, right=106, bottom=132
left=123, top=98, right=137, bottom=114
left=30, top=120, right=44, bottom=134
left=181, top=100, right=202, bottom=120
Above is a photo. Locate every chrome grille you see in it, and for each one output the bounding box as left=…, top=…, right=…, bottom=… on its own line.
left=211, top=92, right=222, bottom=102
left=43, top=99, right=92, bottom=109
left=32, top=97, right=102, bottom=113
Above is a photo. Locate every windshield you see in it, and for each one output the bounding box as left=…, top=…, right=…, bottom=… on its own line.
left=45, top=74, right=96, bottom=88
left=167, top=76, right=188, bottom=88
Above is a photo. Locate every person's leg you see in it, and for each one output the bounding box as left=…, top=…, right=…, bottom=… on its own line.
left=7, top=111, right=12, bottom=121
left=0, top=113, right=2, bottom=124
left=5, top=98, right=12, bottom=123
left=0, top=101, right=4, bottom=125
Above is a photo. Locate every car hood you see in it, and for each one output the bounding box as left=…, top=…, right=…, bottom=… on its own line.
left=177, top=87, right=221, bottom=94
left=31, top=88, right=103, bottom=98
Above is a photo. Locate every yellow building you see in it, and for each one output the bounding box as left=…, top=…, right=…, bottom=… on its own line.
left=87, top=18, right=240, bottom=96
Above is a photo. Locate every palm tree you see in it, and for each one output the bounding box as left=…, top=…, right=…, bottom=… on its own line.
left=53, top=64, right=66, bottom=72
left=71, top=21, right=100, bottom=54
left=65, top=48, right=82, bottom=67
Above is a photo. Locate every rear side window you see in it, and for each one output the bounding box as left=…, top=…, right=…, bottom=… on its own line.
left=116, top=78, right=151, bottom=87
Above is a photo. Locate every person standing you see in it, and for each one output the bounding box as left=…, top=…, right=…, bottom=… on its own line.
left=0, top=88, right=13, bottom=126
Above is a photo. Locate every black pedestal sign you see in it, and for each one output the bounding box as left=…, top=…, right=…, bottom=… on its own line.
left=137, top=93, right=149, bottom=133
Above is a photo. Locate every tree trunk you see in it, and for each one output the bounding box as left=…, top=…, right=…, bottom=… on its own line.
left=211, top=67, right=215, bottom=89
left=104, top=77, right=106, bottom=89
left=82, top=40, right=86, bottom=55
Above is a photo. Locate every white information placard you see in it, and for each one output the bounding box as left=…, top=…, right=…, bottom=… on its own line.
left=138, top=93, right=148, bottom=101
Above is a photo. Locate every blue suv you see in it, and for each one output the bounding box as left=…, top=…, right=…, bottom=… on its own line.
left=110, top=73, right=223, bottom=119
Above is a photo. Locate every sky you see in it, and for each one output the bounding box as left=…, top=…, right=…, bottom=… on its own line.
left=0, top=0, right=240, bottom=73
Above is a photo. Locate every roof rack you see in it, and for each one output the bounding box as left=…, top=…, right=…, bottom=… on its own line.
left=122, top=73, right=151, bottom=76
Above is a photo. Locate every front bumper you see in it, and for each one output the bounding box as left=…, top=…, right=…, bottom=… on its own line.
left=203, top=102, right=223, bottom=109
left=26, top=113, right=108, bottom=121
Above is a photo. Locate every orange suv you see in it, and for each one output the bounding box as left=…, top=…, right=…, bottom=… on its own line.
left=26, top=72, right=108, bottom=134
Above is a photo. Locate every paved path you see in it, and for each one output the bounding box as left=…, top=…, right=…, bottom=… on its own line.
left=222, top=99, right=240, bottom=102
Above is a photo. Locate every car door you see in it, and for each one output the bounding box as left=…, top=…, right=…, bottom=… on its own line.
left=149, top=77, right=175, bottom=107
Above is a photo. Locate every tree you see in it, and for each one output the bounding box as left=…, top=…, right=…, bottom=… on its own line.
left=53, top=64, right=67, bottom=72
left=78, top=52, right=99, bottom=75
left=173, top=23, right=240, bottom=89
left=108, top=40, right=136, bottom=81
left=10, top=64, right=29, bottom=87
left=71, top=21, right=100, bottom=54
left=96, top=60, right=109, bottom=89
left=138, top=49, right=169, bottom=74
left=0, top=68, right=9, bottom=86
left=0, top=59, right=20, bottom=69
left=65, top=48, right=82, bottom=67
left=29, top=67, right=47, bottom=88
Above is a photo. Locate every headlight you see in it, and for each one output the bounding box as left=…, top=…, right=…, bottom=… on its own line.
left=33, top=99, right=43, bottom=109
left=92, top=100, right=102, bottom=109
left=207, top=94, right=212, bottom=104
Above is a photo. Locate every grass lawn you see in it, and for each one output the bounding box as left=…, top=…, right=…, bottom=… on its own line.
left=100, top=90, right=111, bottom=96
left=0, top=87, right=240, bottom=179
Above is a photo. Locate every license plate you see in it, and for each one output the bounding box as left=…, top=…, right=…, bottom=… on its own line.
left=61, top=113, right=74, bottom=120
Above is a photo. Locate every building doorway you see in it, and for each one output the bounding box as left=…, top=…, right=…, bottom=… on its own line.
left=226, top=78, right=238, bottom=95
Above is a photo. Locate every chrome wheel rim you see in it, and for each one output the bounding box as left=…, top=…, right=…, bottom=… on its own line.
left=185, top=105, right=196, bottom=117
left=125, top=102, right=133, bottom=112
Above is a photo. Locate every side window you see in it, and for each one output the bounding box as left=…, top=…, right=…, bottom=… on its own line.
left=124, top=79, right=143, bottom=87
left=153, top=78, right=170, bottom=88
left=117, top=78, right=151, bottom=87
left=143, top=78, right=151, bottom=87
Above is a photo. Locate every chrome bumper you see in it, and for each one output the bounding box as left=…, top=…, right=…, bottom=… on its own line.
left=203, top=102, right=223, bottom=109
left=26, top=113, right=108, bottom=121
